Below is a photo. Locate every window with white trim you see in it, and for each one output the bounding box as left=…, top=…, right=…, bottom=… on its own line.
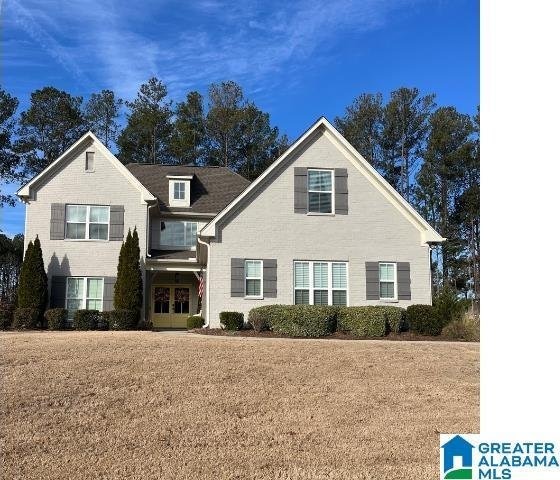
left=66, top=277, right=104, bottom=319
left=294, top=261, right=347, bottom=305
left=160, top=221, right=197, bottom=249
left=85, top=152, right=94, bottom=171
left=65, top=205, right=109, bottom=240
left=173, top=181, right=186, bottom=200
left=379, top=262, right=397, bottom=300
left=308, top=169, right=333, bottom=214
left=245, top=260, right=263, bottom=298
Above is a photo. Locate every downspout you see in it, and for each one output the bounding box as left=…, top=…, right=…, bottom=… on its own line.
left=197, top=235, right=211, bottom=328
left=146, top=202, right=157, bottom=258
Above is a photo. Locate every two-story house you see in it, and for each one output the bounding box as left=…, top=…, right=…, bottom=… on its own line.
left=17, top=117, right=443, bottom=329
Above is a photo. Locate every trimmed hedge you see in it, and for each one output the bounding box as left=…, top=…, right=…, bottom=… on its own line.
left=73, top=310, right=100, bottom=330
left=374, top=306, right=407, bottom=333
left=220, top=311, right=244, bottom=330
left=186, top=315, right=204, bottom=329
left=104, top=310, right=139, bottom=330
left=248, top=305, right=338, bottom=337
left=0, top=300, right=15, bottom=330
left=45, top=308, right=67, bottom=330
left=338, top=307, right=387, bottom=337
left=12, top=307, right=41, bottom=329
left=407, top=304, right=442, bottom=336
left=248, top=305, right=277, bottom=332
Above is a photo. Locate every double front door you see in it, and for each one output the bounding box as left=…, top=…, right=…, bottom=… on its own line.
left=152, top=285, right=191, bottom=328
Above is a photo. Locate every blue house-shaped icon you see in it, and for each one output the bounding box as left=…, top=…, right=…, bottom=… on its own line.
left=441, top=435, right=475, bottom=472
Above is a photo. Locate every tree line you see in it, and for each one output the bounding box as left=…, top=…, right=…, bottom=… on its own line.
left=0, top=81, right=479, bottom=303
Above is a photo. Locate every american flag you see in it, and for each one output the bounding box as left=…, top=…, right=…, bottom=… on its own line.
left=198, top=273, right=205, bottom=298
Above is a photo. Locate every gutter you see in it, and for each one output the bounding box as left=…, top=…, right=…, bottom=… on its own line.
left=197, top=235, right=211, bottom=328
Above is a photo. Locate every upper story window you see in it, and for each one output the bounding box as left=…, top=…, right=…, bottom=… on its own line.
left=160, top=221, right=197, bottom=249
left=294, top=261, right=347, bottom=306
left=173, top=182, right=186, bottom=200
left=308, top=169, right=333, bottom=214
left=65, top=205, right=109, bottom=240
left=379, top=262, right=397, bottom=300
left=85, top=152, right=94, bottom=172
left=167, top=175, right=193, bottom=207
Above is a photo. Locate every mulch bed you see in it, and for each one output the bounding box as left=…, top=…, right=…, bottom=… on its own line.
left=191, top=328, right=457, bottom=342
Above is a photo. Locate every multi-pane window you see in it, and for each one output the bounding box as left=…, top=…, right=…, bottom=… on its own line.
left=66, top=277, right=104, bottom=318
left=308, top=169, right=333, bottom=213
left=85, top=152, right=94, bottom=171
left=65, top=205, right=109, bottom=240
left=173, top=182, right=186, bottom=200
left=160, top=221, right=197, bottom=249
left=294, top=261, right=348, bottom=306
left=379, top=262, right=397, bottom=300
left=154, top=287, right=170, bottom=313
left=245, top=260, right=263, bottom=297
left=174, top=288, right=190, bottom=314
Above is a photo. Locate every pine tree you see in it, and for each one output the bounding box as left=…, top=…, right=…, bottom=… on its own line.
left=17, top=236, right=48, bottom=312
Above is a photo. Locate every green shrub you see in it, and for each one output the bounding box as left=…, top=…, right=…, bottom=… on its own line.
left=274, top=305, right=338, bottom=337
left=73, top=310, right=100, bottom=330
left=442, top=314, right=480, bottom=342
left=45, top=308, right=67, bottom=330
left=374, top=306, right=407, bottom=333
left=433, top=286, right=467, bottom=328
left=247, top=305, right=278, bottom=332
left=186, top=315, right=204, bottom=329
left=106, top=309, right=139, bottom=330
left=12, top=307, right=41, bottom=329
left=17, top=237, right=48, bottom=315
left=338, top=307, right=387, bottom=337
left=98, top=313, right=110, bottom=331
left=0, top=300, right=15, bottom=330
left=220, top=311, right=244, bottom=330
left=137, top=319, right=153, bottom=331
left=407, top=304, right=443, bottom=335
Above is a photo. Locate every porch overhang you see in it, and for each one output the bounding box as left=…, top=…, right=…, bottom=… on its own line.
left=145, top=262, right=206, bottom=272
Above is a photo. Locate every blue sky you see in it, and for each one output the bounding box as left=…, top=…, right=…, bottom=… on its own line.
left=0, top=0, right=479, bottom=237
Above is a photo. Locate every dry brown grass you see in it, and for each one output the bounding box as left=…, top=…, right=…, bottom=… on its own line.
left=0, top=332, right=479, bottom=479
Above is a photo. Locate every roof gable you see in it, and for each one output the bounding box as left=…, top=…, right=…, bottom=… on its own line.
left=16, top=131, right=156, bottom=203
left=201, top=117, right=444, bottom=244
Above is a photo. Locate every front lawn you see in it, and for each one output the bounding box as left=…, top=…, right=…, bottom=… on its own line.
left=1, top=331, right=479, bottom=479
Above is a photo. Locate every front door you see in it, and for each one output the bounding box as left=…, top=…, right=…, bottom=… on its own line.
left=152, top=286, right=190, bottom=328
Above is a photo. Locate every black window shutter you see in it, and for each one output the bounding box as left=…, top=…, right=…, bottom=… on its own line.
left=263, top=259, right=277, bottom=298
left=50, top=204, right=65, bottom=240
left=231, top=258, right=245, bottom=297
left=365, top=262, right=380, bottom=300
left=50, top=276, right=67, bottom=308
left=109, top=205, right=125, bottom=241
left=103, top=277, right=117, bottom=311
left=334, top=168, right=348, bottom=215
left=397, top=262, right=411, bottom=300
left=294, top=167, right=308, bottom=214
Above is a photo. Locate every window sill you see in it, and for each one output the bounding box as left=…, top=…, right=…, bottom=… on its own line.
left=306, top=212, right=335, bottom=216
left=85, top=169, right=95, bottom=173
left=380, top=298, right=399, bottom=303
left=64, top=239, right=110, bottom=242
left=245, top=296, right=264, bottom=300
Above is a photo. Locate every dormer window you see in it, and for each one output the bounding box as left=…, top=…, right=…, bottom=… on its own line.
left=167, top=175, right=193, bottom=207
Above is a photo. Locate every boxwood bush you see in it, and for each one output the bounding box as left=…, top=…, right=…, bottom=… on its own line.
left=261, top=305, right=338, bottom=337
left=12, top=307, right=41, bottom=329
left=248, top=305, right=279, bottom=332
left=186, top=315, right=204, bottom=329
left=73, top=310, right=100, bottom=330
left=407, top=304, right=442, bottom=335
left=45, top=308, right=67, bottom=330
left=374, top=306, right=407, bottom=333
left=338, top=307, right=387, bottom=337
left=104, top=309, right=138, bottom=330
left=220, top=311, right=244, bottom=330
left=0, top=300, right=15, bottom=330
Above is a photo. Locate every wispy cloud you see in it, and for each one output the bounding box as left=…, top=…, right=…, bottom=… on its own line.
left=3, top=0, right=422, bottom=100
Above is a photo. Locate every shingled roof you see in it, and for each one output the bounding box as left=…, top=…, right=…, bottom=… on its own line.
left=126, top=164, right=250, bottom=214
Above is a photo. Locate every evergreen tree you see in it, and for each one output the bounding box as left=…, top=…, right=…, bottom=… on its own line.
left=15, top=87, right=87, bottom=175
left=117, top=77, right=173, bottom=164
left=113, top=228, right=143, bottom=314
left=0, top=87, right=21, bottom=207
left=84, top=89, right=123, bottom=148
left=17, top=236, right=48, bottom=313
left=170, top=91, right=205, bottom=165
